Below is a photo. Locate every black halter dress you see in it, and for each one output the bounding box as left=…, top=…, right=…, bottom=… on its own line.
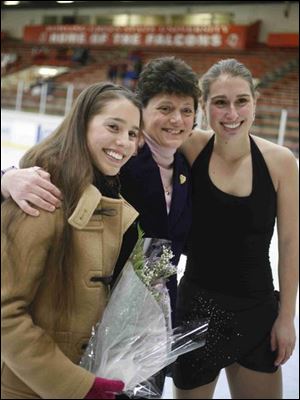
left=173, top=135, right=279, bottom=389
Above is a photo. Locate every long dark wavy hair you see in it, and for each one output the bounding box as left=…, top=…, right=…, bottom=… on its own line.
left=2, top=82, right=142, bottom=322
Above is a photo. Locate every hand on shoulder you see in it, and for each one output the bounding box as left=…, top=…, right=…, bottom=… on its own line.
left=1, top=166, right=62, bottom=217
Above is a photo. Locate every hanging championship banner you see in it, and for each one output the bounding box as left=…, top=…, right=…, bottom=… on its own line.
left=23, top=22, right=260, bottom=49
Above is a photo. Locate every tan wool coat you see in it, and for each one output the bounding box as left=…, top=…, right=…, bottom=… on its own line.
left=1, top=184, right=138, bottom=399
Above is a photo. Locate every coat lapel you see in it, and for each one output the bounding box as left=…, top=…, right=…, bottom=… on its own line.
left=168, top=152, right=189, bottom=231
left=133, top=144, right=169, bottom=228
left=121, top=143, right=190, bottom=237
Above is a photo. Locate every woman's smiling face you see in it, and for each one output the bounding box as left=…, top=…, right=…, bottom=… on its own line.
left=87, top=98, right=140, bottom=176
left=205, top=74, right=256, bottom=139
left=142, top=93, right=195, bottom=148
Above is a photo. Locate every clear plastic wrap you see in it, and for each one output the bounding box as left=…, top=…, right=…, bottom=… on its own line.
left=80, top=235, right=209, bottom=398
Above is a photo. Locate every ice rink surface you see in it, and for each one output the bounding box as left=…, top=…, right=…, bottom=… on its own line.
left=1, top=145, right=299, bottom=399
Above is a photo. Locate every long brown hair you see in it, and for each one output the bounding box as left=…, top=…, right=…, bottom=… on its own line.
left=2, top=82, right=142, bottom=322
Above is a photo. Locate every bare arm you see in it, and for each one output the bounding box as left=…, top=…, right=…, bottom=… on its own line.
left=1, top=167, right=62, bottom=217
left=179, top=129, right=213, bottom=166
left=270, top=148, right=299, bottom=366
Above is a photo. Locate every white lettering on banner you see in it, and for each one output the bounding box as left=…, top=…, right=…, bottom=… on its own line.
left=47, top=25, right=86, bottom=32
left=196, top=35, right=209, bottom=46
left=25, top=25, right=245, bottom=48
left=184, top=34, right=197, bottom=46
left=144, top=33, right=223, bottom=47
left=89, top=33, right=108, bottom=45
left=49, top=33, right=86, bottom=44
left=42, top=24, right=230, bottom=34
left=158, top=34, right=173, bottom=45
left=144, top=34, right=154, bottom=45
left=211, top=34, right=223, bottom=47
left=174, top=34, right=184, bottom=46
left=113, top=33, right=141, bottom=45
left=144, top=34, right=173, bottom=46
left=226, top=33, right=239, bottom=48
left=25, top=25, right=248, bottom=49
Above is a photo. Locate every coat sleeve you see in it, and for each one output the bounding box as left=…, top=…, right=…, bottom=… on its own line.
left=1, top=206, right=95, bottom=399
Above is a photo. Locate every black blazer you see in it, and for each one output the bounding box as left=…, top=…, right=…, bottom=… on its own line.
left=113, top=143, right=192, bottom=325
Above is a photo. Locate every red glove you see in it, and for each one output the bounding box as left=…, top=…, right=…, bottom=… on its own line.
left=84, top=377, right=124, bottom=399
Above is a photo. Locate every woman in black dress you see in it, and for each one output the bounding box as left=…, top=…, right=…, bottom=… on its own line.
left=173, top=59, right=298, bottom=399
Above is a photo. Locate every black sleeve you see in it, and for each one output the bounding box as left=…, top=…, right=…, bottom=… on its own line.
left=181, top=238, right=189, bottom=256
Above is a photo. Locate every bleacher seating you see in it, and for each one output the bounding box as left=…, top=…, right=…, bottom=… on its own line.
left=1, top=40, right=298, bottom=155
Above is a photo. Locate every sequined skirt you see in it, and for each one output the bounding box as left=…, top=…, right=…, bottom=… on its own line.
left=173, top=276, right=279, bottom=389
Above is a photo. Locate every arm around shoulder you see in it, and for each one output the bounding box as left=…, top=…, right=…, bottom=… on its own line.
left=1, top=166, right=62, bottom=216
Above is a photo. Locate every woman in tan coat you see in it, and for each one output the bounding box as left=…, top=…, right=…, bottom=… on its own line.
left=1, top=82, right=142, bottom=399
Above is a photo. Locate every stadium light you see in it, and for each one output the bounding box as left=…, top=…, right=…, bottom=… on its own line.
left=3, top=1, right=20, bottom=5
left=38, top=67, right=59, bottom=77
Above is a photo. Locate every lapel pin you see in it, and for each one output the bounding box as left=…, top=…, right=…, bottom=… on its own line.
left=179, top=174, right=186, bottom=184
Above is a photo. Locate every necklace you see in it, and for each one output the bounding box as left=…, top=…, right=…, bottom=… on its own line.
left=158, top=165, right=173, bottom=197
left=163, top=185, right=172, bottom=196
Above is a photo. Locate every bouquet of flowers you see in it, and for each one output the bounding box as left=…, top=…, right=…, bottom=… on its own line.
left=80, top=227, right=209, bottom=398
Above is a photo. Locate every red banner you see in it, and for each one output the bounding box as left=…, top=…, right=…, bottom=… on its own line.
left=23, top=23, right=260, bottom=50
left=267, top=33, right=299, bottom=47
